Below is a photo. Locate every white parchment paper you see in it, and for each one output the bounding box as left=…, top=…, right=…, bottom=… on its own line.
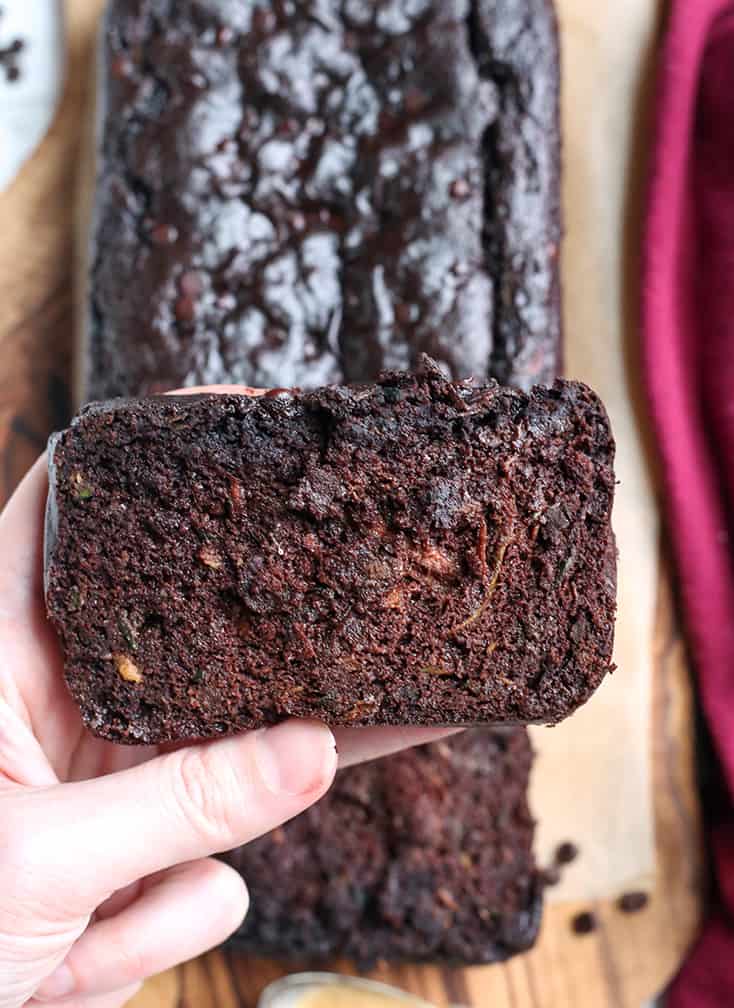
left=530, top=0, right=661, bottom=901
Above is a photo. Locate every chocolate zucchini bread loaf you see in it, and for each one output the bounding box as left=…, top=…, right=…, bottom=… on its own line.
left=82, top=0, right=561, bottom=399
left=45, top=362, right=615, bottom=744
left=224, top=727, right=542, bottom=967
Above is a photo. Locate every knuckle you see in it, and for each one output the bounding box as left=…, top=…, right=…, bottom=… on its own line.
left=172, top=748, right=243, bottom=847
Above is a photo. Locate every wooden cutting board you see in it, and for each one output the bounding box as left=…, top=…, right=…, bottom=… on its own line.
left=0, top=0, right=703, bottom=1005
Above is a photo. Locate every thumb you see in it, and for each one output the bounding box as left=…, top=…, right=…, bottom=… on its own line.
left=10, top=720, right=336, bottom=916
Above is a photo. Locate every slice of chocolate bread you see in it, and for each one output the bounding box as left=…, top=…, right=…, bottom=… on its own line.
left=45, top=362, right=615, bottom=744
left=224, top=727, right=542, bottom=967
left=82, top=0, right=561, bottom=400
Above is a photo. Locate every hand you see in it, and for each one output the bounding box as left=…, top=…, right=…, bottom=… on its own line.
left=0, top=455, right=456, bottom=1008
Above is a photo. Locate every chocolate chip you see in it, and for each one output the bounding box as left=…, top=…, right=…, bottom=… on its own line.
left=617, top=891, right=649, bottom=914
left=571, top=911, right=597, bottom=935
left=555, top=841, right=579, bottom=865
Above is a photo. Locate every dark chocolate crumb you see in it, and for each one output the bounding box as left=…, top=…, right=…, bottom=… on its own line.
left=617, top=891, right=649, bottom=914
left=571, top=911, right=597, bottom=935
left=555, top=842, right=579, bottom=866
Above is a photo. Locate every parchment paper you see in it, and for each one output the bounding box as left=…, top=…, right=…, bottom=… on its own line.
left=529, top=0, right=661, bottom=900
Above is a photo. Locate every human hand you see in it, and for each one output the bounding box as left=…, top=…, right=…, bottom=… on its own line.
left=0, top=452, right=456, bottom=1008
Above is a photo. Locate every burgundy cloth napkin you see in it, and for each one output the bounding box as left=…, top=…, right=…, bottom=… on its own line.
left=643, top=0, right=734, bottom=1003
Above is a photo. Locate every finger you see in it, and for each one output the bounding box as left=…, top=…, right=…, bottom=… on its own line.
left=333, top=726, right=465, bottom=769
left=17, top=720, right=336, bottom=915
left=35, top=859, right=246, bottom=1001
left=31, top=981, right=142, bottom=1007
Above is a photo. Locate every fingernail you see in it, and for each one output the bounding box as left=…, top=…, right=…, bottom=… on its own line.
left=34, top=964, right=75, bottom=1001
left=254, top=720, right=336, bottom=796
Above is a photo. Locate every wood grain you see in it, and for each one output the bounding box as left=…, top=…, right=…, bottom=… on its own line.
left=0, top=1, right=703, bottom=1005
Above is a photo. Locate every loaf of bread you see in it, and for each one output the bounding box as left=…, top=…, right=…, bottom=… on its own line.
left=73, top=0, right=568, bottom=970
left=81, top=0, right=561, bottom=400
left=45, top=362, right=615, bottom=744
left=224, top=727, right=542, bottom=967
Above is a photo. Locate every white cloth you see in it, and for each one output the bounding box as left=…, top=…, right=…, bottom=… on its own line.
left=0, top=0, right=63, bottom=192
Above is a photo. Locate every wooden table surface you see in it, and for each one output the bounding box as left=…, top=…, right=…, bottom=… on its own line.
left=0, top=1, right=704, bottom=1005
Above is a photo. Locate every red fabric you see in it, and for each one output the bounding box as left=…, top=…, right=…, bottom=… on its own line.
left=643, top=0, right=734, bottom=1004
